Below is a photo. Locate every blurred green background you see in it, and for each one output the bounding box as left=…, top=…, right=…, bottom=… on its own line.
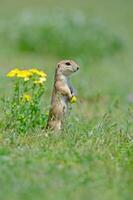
left=0, top=1, right=133, bottom=200
left=0, top=0, right=133, bottom=101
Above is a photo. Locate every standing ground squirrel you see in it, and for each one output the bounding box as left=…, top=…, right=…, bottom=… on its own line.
left=46, top=60, right=80, bottom=131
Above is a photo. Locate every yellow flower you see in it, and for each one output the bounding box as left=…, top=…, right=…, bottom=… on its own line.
left=22, top=94, right=32, bottom=102
left=17, top=70, right=32, bottom=80
left=70, top=96, right=77, bottom=103
left=29, top=68, right=47, bottom=77
left=24, top=77, right=30, bottom=81
left=7, top=68, right=20, bottom=77
left=7, top=68, right=47, bottom=81
left=34, top=77, right=47, bottom=85
left=7, top=69, right=32, bottom=80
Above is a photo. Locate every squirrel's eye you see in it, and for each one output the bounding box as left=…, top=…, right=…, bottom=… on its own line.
left=65, top=62, right=71, bottom=66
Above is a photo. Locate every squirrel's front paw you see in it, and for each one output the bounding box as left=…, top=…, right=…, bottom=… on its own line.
left=70, top=96, right=77, bottom=103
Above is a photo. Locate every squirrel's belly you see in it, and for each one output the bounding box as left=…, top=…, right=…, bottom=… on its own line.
left=61, top=96, right=68, bottom=113
left=51, top=95, right=68, bottom=119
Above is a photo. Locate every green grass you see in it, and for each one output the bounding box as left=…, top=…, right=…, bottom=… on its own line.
left=0, top=0, right=133, bottom=200
left=0, top=111, right=132, bottom=200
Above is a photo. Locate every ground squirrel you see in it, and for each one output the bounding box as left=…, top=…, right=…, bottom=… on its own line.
left=46, top=60, right=79, bottom=131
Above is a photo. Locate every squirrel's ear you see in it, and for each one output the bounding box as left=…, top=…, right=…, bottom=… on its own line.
left=56, top=62, right=60, bottom=69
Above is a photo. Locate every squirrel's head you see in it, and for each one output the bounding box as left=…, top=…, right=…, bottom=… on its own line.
left=56, top=60, right=80, bottom=76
